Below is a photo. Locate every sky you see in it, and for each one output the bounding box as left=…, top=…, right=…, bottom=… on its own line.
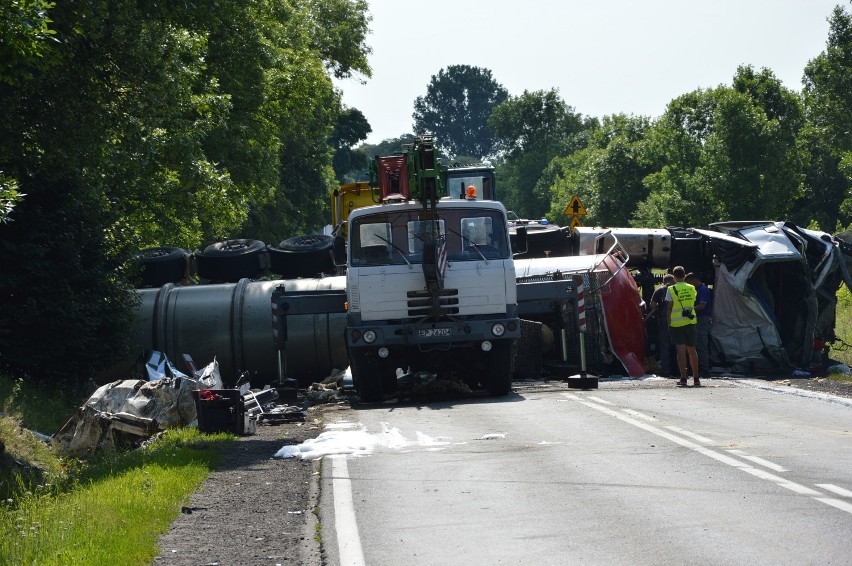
left=334, top=0, right=846, bottom=145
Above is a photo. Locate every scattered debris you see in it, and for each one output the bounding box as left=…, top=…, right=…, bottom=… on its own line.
left=53, top=352, right=221, bottom=456
left=479, top=433, right=506, bottom=440
left=306, top=381, right=346, bottom=404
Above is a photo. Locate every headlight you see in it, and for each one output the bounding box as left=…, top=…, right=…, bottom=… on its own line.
left=481, top=340, right=493, bottom=352
left=363, top=330, right=377, bottom=343
left=491, top=323, right=506, bottom=337
left=378, top=347, right=389, bottom=358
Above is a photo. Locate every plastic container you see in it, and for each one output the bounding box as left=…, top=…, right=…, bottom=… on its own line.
left=192, top=389, right=253, bottom=434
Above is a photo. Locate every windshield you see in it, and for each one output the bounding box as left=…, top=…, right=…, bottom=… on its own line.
left=351, top=208, right=509, bottom=266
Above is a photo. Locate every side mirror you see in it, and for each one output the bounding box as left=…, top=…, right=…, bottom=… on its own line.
left=332, top=235, right=346, bottom=266
left=512, top=226, right=528, bottom=256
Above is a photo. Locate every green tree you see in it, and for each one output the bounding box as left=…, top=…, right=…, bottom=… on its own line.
left=635, top=67, right=805, bottom=228
left=412, top=65, right=508, bottom=160
left=0, top=173, right=23, bottom=224
left=364, top=134, right=417, bottom=158
left=0, top=0, right=56, bottom=86
left=332, top=107, right=372, bottom=182
left=801, top=3, right=852, bottom=231
left=699, top=68, right=804, bottom=221
left=236, top=0, right=372, bottom=242
left=0, top=0, right=372, bottom=381
left=545, top=114, right=652, bottom=226
left=0, top=0, right=55, bottom=223
left=488, top=89, right=588, bottom=217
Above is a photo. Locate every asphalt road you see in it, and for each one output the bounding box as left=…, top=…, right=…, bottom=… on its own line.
left=319, top=378, right=852, bottom=566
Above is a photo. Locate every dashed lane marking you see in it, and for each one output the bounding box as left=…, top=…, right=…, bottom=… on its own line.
left=815, top=498, right=852, bottom=514
left=563, top=392, right=852, bottom=516
left=816, top=484, right=852, bottom=498
left=666, top=426, right=714, bottom=444
left=621, top=408, right=657, bottom=421
left=727, top=449, right=789, bottom=472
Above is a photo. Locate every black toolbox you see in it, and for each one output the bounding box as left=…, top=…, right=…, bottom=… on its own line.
left=191, top=389, right=255, bottom=435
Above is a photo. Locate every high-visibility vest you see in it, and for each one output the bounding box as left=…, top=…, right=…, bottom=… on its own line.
left=667, top=282, right=697, bottom=327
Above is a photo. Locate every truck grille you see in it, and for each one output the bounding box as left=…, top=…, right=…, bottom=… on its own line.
left=406, top=289, right=460, bottom=317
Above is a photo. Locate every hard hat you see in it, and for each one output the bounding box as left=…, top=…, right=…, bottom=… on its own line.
left=465, top=185, right=477, bottom=199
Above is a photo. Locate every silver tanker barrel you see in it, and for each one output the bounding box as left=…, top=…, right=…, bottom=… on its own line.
left=572, top=227, right=673, bottom=269
left=101, top=277, right=348, bottom=386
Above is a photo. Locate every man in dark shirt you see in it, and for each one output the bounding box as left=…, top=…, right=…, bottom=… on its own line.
left=645, top=273, right=675, bottom=377
left=686, top=272, right=713, bottom=377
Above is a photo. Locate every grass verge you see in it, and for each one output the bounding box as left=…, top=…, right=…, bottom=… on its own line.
left=832, top=285, right=852, bottom=368
left=0, top=373, right=234, bottom=565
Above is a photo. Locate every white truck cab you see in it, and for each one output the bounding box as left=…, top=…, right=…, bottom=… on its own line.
left=345, top=198, right=520, bottom=401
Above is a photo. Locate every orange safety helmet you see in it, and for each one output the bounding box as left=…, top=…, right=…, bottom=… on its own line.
left=465, top=185, right=477, bottom=200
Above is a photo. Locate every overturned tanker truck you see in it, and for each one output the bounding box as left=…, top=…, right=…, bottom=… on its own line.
left=106, top=142, right=852, bottom=392
left=272, top=137, right=650, bottom=399
left=106, top=144, right=650, bottom=394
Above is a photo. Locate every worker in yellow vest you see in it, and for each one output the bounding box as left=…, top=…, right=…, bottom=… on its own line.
left=666, top=265, right=700, bottom=387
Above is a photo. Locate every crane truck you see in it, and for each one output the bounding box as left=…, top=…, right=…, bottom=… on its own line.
left=339, top=136, right=523, bottom=401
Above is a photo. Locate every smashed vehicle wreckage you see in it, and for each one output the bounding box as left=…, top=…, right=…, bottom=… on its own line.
left=56, top=352, right=307, bottom=456
left=696, top=222, right=852, bottom=374
left=576, top=222, right=852, bottom=375
left=98, top=220, right=852, bottom=400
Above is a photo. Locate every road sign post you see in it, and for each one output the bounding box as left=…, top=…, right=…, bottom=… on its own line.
left=568, top=275, right=597, bottom=389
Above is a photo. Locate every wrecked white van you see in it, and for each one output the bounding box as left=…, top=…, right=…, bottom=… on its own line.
left=698, top=221, right=852, bottom=373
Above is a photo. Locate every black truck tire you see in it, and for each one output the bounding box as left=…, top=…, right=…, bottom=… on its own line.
left=196, top=239, right=267, bottom=282
left=268, top=234, right=334, bottom=279
left=135, top=247, right=190, bottom=287
left=487, top=341, right=514, bottom=396
left=350, top=349, right=383, bottom=403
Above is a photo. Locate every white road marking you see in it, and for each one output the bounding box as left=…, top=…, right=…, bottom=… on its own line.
left=332, top=456, right=366, bottom=566
left=737, top=467, right=821, bottom=495
left=666, top=426, right=714, bottom=444
left=816, top=484, right=852, bottom=498
left=814, top=497, right=852, bottom=514
left=586, top=396, right=613, bottom=405
left=564, top=393, right=849, bottom=514
left=726, top=449, right=788, bottom=472
left=621, top=408, right=657, bottom=421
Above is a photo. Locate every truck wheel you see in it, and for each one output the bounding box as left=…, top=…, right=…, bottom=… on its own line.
left=134, top=247, right=189, bottom=287
left=350, top=349, right=383, bottom=403
left=487, top=341, right=514, bottom=396
left=268, top=235, right=334, bottom=279
left=196, top=239, right=267, bottom=282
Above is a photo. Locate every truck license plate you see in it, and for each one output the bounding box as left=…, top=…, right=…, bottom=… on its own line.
left=418, top=328, right=452, bottom=338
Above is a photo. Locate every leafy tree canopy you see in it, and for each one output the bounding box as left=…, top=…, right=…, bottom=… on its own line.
left=413, top=65, right=508, bottom=160
left=801, top=3, right=852, bottom=230
left=546, top=114, right=652, bottom=227
left=0, top=0, right=372, bottom=381
left=488, top=89, right=589, bottom=217
left=634, top=66, right=805, bottom=228
left=0, top=0, right=57, bottom=86
left=332, top=107, right=372, bottom=182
